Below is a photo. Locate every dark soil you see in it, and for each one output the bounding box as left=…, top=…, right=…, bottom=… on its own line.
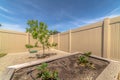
left=12, top=54, right=109, bottom=80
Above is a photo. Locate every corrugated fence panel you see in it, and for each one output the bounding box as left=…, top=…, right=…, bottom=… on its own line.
left=49, top=36, right=52, bottom=44
left=110, top=23, right=120, bottom=60
left=60, top=32, right=69, bottom=52
left=53, top=34, right=58, bottom=49
left=0, top=16, right=120, bottom=58
left=0, top=30, right=27, bottom=53
left=71, top=27, right=102, bottom=56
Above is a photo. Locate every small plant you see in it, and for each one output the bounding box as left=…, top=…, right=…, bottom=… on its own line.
left=37, top=63, right=59, bottom=80
left=84, top=52, right=91, bottom=57
left=46, top=42, right=58, bottom=50
left=78, top=52, right=95, bottom=69
left=51, top=42, right=58, bottom=48
left=0, top=53, right=7, bottom=58
left=25, top=44, right=34, bottom=52
left=78, top=56, right=88, bottom=65
left=25, top=44, right=34, bottom=49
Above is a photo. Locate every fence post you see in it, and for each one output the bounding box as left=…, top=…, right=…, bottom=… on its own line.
left=26, top=33, right=29, bottom=44
left=57, top=33, right=60, bottom=50
left=103, top=18, right=111, bottom=58
left=69, top=30, right=71, bottom=53
left=26, top=33, right=30, bottom=51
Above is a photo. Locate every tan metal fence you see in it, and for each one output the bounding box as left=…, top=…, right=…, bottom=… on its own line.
left=0, top=30, right=42, bottom=53
left=0, top=16, right=120, bottom=60
left=52, top=16, right=120, bottom=60
left=0, top=30, right=27, bottom=53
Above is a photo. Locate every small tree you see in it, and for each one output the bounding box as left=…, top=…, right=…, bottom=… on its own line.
left=26, top=20, right=57, bottom=55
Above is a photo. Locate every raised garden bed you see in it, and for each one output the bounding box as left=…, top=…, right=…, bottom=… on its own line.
left=11, top=53, right=109, bottom=80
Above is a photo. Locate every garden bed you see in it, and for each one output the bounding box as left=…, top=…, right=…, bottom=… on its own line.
left=12, top=53, right=109, bottom=80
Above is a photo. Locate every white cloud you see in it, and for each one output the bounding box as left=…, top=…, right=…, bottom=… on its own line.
left=53, top=7, right=120, bottom=31
left=0, top=13, right=18, bottom=21
left=50, top=21, right=84, bottom=32
left=0, top=6, right=13, bottom=13
left=0, top=13, right=17, bottom=21
left=83, top=7, right=120, bottom=24
left=0, top=5, right=120, bottom=32
left=51, top=14, right=120, bottom=32
left=0, top=23, right=25, bottom=32
left=106, top=7, right=120, bottom=16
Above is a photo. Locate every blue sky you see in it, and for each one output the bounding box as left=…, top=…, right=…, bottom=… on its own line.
left=0, top=0, right=120, bottom=32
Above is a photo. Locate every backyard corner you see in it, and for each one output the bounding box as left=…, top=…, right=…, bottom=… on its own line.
left=0, top=1, right=120, bottom=79
left=1, top=16, right=120, bottom=80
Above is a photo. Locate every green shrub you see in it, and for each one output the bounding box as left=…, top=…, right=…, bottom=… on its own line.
left=84, top=52, right=91, bottom=57
left=37, top=63, right=59, bottom=80
left=29, top=50, right=38, bottom=53
left=0, top=53, right=7, bottom=58
left=51, top=42, right=58, bottom=48
left=78, top=52, right=95, bottom=69
left=25, top=44, right=33, bottom=49
left=78, top=56, right=88, bottom=65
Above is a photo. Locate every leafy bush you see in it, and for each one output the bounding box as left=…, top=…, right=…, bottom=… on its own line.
left=25, top=44, right=33, bottom=49
left=37, top=63, right=59, bottom=80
